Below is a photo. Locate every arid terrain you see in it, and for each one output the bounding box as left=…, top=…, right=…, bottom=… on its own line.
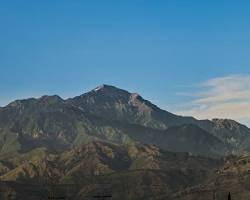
left=1, top=85, right=250, bottom=199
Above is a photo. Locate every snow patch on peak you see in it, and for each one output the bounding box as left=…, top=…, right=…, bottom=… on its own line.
left=93, top=84, right=107, bottom=92
left=131, top=93, right=140, bottom=98
left=129, top=93, right=143, bottom=104
left=93, top=84, right=118, bottom=92
left=130, top=93, right=142, bottom=101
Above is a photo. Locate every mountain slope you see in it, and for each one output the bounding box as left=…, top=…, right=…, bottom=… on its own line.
left=0, top=141, right=222, bottom=200
left=0, top=141, right=221, bottom=182
left=199, top=119, right=250, bottom=153
left=172, top=154, right=250, bottom=200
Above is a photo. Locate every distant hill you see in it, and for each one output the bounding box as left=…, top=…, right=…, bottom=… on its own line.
left=0, top=141, right=221, bottom=199
left=172, top=154, right=250, bottom=200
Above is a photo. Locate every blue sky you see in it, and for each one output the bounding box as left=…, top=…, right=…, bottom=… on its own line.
left=1, top=1, right=250, bottom=124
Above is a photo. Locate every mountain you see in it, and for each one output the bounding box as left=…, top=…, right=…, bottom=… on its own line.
left=199, top=118, right=250, bottom=153
left=0, top=141, right=221, bottom=182
left=0, top=84, right=249, bottom=157
left=1, top=84, right=250, bottom=199
left=172, top=154, right=250, bottom=200
left=0, top=141, right=222, bottom=199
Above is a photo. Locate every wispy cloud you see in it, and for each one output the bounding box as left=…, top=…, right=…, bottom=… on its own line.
left=176, top=74, right=250, bottom=126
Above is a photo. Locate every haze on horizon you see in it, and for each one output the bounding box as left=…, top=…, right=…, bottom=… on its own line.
left=1, top=0, right=250, bottom=125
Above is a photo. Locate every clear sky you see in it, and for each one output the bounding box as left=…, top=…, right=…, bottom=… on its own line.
left=1, top=1, right=250, bottom=125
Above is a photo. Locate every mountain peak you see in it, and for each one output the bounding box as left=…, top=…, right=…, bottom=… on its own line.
left=87, top=84, right=133, bottom=99
left=93, top=84, right=112, bottom=91
left=39, top=95, right=63, bottom=101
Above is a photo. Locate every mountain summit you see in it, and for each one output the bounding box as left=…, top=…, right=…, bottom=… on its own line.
left=69, top=84, right=196, bottom=130
left=93, top=84, right=123, bottom=92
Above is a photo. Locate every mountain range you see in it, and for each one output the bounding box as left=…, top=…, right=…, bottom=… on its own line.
left=1, top=84, right=250, bottom=199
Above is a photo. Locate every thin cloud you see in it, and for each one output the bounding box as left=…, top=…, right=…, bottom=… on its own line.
left=176, top=74, right=250, bottom=126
